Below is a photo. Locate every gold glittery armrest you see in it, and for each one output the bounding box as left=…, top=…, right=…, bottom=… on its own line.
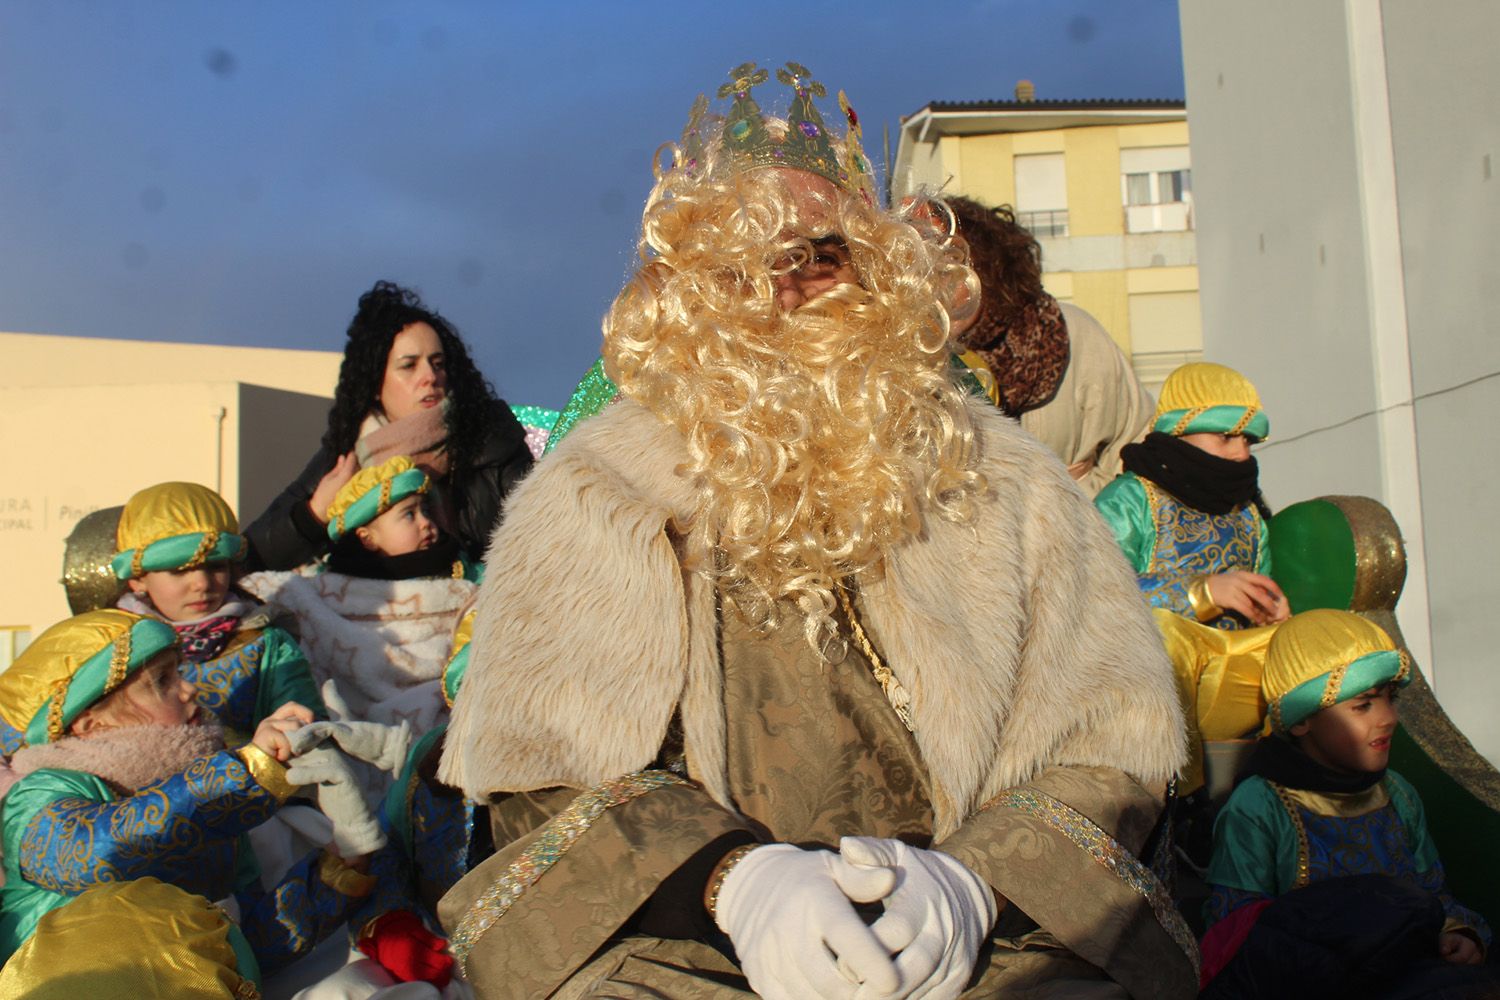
left=319, top=852, right=376, bottom=898
left=1187, top=576, right=1222, bottom=623
left=235, top=744, right=298, bottom=804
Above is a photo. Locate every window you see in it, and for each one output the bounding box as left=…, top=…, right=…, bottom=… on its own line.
left=1014, top=153, right=1068, bottom=237
left=1120, top=147, right=1193, bottom=234
left=1124, top=170, right=1191, bottom=206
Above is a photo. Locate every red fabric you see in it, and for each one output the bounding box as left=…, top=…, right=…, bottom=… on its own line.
left=357, top=910, right=454, bottom=988
left=1199, top=898, right=1273, bottom=987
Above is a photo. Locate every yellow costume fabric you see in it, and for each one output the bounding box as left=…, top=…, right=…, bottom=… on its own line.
left=0, top=878, right=259, bottom=999
left=113, top=481, right=245, bottom=579
left=1152, top=362, right=1269, bottom=440
left=325, top=455, right=429, bottom=540
left=1154, top=610, right=1277, bottom=793
left=0, top=609, right=175, bottom=744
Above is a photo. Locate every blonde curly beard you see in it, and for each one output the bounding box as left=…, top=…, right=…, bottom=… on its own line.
left=604, top=153, right=984, bottom=650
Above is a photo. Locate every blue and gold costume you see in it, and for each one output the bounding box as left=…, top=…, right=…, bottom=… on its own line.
left=1205, top=771, right=1489, bottom=944
left=176, top=611, right=326, bottom=742
left=1206, top=611, right=1489, bottom=950
left=115, top=481, right=324, bottom=742
left=1095, top=362, right=1272, bottom=631
left=1096, top=472, right=1270, bottom=628
left=0, top=610, right=372, bottom=975
left=0, top=743, right=372, bottom=970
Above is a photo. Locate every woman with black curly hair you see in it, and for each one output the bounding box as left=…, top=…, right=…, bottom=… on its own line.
left=244, top=281, right=533, bottom=570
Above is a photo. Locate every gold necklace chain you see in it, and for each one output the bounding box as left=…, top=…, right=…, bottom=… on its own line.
left=837, top=586, right=915, bottom=732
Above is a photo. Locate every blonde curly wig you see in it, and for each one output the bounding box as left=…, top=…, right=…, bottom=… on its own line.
left=603, top=118, right=985, bottom=649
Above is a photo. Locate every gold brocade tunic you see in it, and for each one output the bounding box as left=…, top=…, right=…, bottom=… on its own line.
left=444, top=596, right=1191, bottom=1000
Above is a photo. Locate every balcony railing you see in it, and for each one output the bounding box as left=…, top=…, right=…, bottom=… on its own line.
left=1017, top=209, right=1069, bottom=238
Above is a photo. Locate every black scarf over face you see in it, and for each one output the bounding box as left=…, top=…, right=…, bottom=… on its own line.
left=1120, top=432, right=1261, bottom=515
left=1244, top=733, right=1386, bottom=794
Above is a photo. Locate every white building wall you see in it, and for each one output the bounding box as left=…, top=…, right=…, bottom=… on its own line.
left=1180, top=0, right=1500, bottom=761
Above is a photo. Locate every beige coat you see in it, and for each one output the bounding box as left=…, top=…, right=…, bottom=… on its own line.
left=1020, top=303, right=1154, bottom=497
left=440, top=394, right=1195, bottom=999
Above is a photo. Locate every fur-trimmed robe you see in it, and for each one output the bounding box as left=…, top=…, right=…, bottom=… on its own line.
left=440, top=396, right=1195, bottom=998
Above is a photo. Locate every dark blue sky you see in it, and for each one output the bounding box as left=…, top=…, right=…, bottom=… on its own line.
left=0, top=1, right=1184, bottom=406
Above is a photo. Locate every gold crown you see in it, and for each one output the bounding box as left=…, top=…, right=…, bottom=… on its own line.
left=680, top=61, right=877, bottom=205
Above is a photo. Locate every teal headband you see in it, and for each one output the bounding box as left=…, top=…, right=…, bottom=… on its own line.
left=443, top=644, right=470, bottom=708
left=1271, top=648, right=1410, bottom=732
left=1153, top=405, right=1270, bottom=442
left=111, top=531, right=247, bottom=580
left=26, top=618, right=179, bottom=744
left=327, top=468, right=430, bottom=542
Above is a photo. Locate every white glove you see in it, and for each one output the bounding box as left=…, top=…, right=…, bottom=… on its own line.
left=839, top=837, right=997, bottom=1000
left=288, top=718, right=412, bottom=775
left=285, top=745, right=387, bottom=857
left=714, top=843, right=901, bottom=1000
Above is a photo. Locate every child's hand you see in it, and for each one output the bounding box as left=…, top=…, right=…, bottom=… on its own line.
left=1207, top=571, right=1290, bottom=626
left=1439, top=931, right=1484, bottom=965
left=308, top=452, right=359, bottom=525
left=252, top=701, right=315, bottom=762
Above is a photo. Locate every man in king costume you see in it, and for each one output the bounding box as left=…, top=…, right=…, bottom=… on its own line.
left=439, top=63, right=1197, bottom=1000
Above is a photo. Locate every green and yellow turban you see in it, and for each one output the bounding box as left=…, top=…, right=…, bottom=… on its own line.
left=1153, top=362, right=1270, bottom=442
left=111, top=482, right=246, bottom=580
left=0, top=609, right=179, bottom=744
left=1262, top=609, right=1410, bottom=733
left=326, top=455, right=430, bottom=542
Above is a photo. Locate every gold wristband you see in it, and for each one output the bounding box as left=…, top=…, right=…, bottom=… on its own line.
left=1186, top=575, right=1222, bottom=623
left=703, top=844, right=758, bottom=920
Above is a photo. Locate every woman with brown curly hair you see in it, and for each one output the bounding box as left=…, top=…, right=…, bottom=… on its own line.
left=948, top=196, right=1153, bottom=496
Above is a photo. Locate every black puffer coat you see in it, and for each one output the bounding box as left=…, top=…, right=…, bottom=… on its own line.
left=244, top=400, right=533, bottom=571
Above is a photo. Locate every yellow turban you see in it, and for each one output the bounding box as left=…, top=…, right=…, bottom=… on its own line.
left=1262, top=609, right=1409, bottom=732
left=1153, top=362, right=1269, bottom=441
left=112, top=482, right=246, bottom=579
left=0, top=610, right=178, bottom=743
left=326, top=455, right=430, bottom=542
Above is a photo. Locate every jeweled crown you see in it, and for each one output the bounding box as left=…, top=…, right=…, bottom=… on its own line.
left=680, top=61, right=877, bottom=205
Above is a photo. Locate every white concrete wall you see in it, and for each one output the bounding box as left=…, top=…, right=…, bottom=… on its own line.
left=1180, top=0, right=1499, bottom=762
left=1379, top=0, right=1500, bottom=764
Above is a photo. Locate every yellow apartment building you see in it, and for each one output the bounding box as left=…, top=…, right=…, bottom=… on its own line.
left=891, top=86, right=1202, bottom=395
left=0, top=332, right=342, bottom=655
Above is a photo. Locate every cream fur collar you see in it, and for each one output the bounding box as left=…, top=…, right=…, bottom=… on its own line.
left=1, top=723, right=224, bottom=801
left=442, top=397, right=1183, bottom=838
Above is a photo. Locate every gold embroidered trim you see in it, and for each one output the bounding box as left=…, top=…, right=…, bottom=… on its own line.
left=1228, top=407, right=1257, bottom=437
left=450, top=770, right=687, bottom=972
left=45, top=676, right=71, bottom=743
left=377, top=478, right=393, bottom=517
left=1269, top=781, right=1311, bottom=888
left=1170, top=406, right=1209, bottom=436
left=183, top=529, right=220, bottom=570
left=104, top=631, right=133, bottom=696
left=837, top=586, right=915, bottom=732
left=237, top=744, right=298, bottom=804
left=1318, top=661, right=1350, bottom=710
left=988, top=787, right=1200, bottom=977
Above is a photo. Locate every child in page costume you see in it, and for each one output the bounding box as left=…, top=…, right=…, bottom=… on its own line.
left=0, top=610, right=385, bottom=978
left=1095, top=362, right=1289, bottom=630
left=0, top=482, right=324, bottom=756
left=240, top=456, right=480, bottom=741
left=1199, top=610, right=1493, bottom=996
left=438, top=62, right=1197, bottom=1000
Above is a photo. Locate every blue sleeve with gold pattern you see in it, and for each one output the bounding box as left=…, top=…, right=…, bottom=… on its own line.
left=7, top=751, right=282, bottom=896
left=185, top=627, right=326, bottom=737
left=236, top=850, right=372, bottom=974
